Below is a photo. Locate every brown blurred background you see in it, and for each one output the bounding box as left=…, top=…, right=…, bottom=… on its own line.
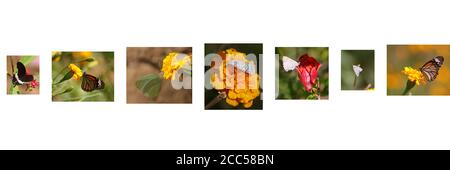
left=127, top=47, right=192, bottom=103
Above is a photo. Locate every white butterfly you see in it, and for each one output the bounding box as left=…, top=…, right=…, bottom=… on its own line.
left=352, top=64, right=363, bottom=77
left=227, top=59, right=257, bottom=74
left=282, top=56, right=300, bottom=72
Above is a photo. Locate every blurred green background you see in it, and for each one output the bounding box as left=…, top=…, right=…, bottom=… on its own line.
left=341, top=50, right=375, bottom=90
left=387, top=45, right=450, bottom=95
left=204, top=43, right=263, bottom=110
left=52, top=51, right=114, bottom=101
left=276, top=47, right=329, bottom=99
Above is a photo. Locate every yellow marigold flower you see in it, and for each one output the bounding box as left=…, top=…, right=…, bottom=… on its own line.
left=68, top=64, right=83, bottom=80
left=73, top=51, right=93, bottom=59
left=211, top=48, right=260, bottom=108
left=161, top=52, right=192, bottom=80
left=72, top=51, right=97, bottom=67
left=226, top=98, right=239, bottom=107
left=243, top=100, right=253, bottom=108
left=402, top=67, right=425, bottom=85
left=228, top=90, right=237, bottom=99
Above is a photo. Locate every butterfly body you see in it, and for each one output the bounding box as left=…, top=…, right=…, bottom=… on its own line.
left=81, top=72, right=105, bottom=92
left=420, top=56, right=444, bottom=82
left=12, top=62, right=34, bottom=86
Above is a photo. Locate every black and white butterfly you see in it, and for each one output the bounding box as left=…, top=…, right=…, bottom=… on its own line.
left=420, top=56, right=444, bottom=82
left=12, top=62, right=34, bottom=86
left=81, top=72, right=105, bottom=92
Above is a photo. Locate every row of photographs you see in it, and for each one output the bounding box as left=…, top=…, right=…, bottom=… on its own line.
left=4, top=44, right=447, bottom=110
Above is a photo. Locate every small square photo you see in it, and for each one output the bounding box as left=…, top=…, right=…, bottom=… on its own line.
left=387, top=45, right=449, bottom=95
left=276, top=47, right=329, bottom=100
left=51, top=51, right=114, bottom=102
left=126, top=47, right=192, bottom=104
left=6, top=55, right=40, bottom=95
left=204, top=43, right=263, bottom=110
left=341, top=50, right=375, bottom=90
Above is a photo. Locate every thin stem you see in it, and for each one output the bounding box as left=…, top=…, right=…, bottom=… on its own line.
left=402, top=80, right=416, bottom=95
left=205, top=92, right=227, bottom=109
left=401, top=88, right=410, bottom=95
left=353, top=74, right=358, bottom=89
left=317, top=78, right=321, bottom=100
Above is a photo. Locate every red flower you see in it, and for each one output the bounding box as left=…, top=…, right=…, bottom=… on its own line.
left=296, top=54, right=321, bottom=92
left=30, top=79, right=39, bottom=88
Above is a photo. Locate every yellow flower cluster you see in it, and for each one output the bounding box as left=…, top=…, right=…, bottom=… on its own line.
left=73, top=51, right=93, bottom=59
left=73, top=51, right=97, bottom=67
left=68, top=64, right=83, bottom=80
left=161, top=52, right=192, bottom=80
left=402, top=66, right=425, bottom=85
left=210, top=48, right=260, bottom=108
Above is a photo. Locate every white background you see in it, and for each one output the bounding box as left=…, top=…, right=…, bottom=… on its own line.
left=1, top=0, right=450, bottom=149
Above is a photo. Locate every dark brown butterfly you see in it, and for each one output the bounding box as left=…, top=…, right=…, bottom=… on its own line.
left=12, top=62, right=34, bottom=86
left=81, top=72, right=105, bottom=92
left=420, top=56, right=444, bottom=82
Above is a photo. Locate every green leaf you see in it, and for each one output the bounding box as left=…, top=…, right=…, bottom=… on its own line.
left=55, top=71, right=74, bottom=85
left=52, top=87, right=73, bottom=97
left=306, top=94, right=316, bottom=100
left=77, top=58, right=95, bottom=63
left=136, top=74, right=161, bottom=97
left=19, top=56, right=37, bottom=66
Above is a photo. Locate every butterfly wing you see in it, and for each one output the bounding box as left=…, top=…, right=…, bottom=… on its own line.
left=16, top=62, right=27, bottom=78
left=81, top=73, right=105, bottom=92
left=227, top=60, right=257, bottom=74
left=352, top=65, right=363, bottom=77
left=20, top=75, right=34, bottom=82
left=420, top=56, right=444, bottom=82
left=15, top=62, right=34, bottom=83
left=282, top=56, right=299, bottom=72
left=81, top=73, right=98, bottom=92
